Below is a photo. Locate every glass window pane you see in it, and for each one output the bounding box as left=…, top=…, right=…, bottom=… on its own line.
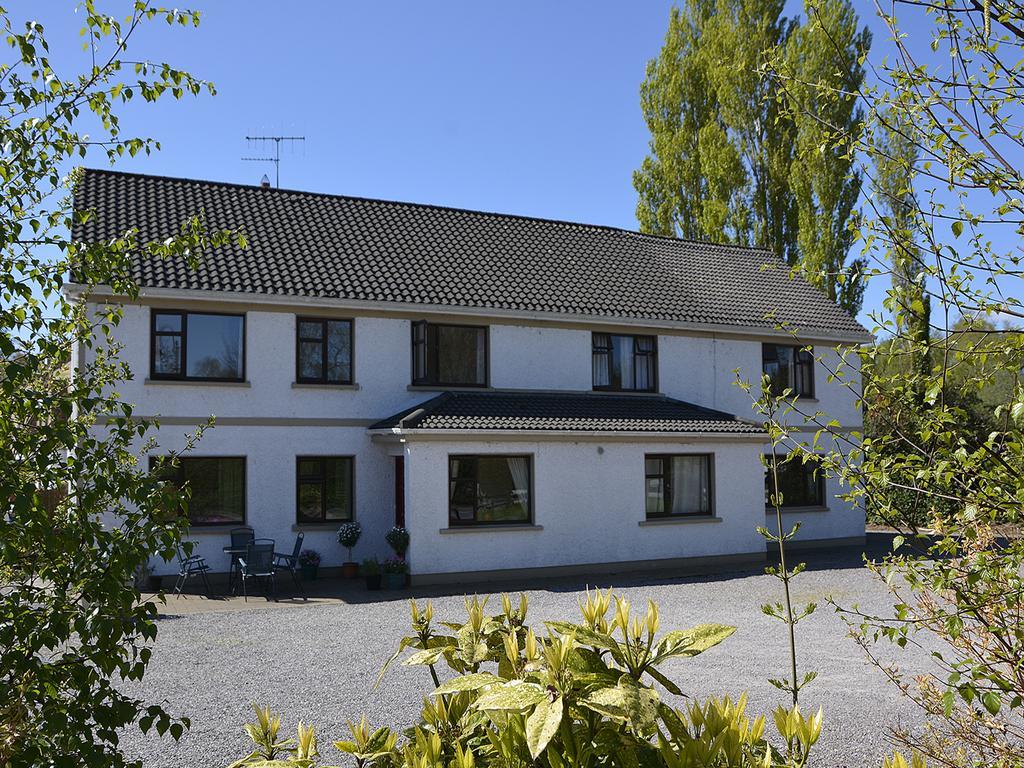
left=324, top=458, right=353, bottom=520
left=668, top=456, right=710, bottom=515
left=298, top=341, right=324, bottom=380
left=610, top=335, right=634, bottom=389
left=592, top=350, right=610, bottom=387
left=299, top=321, right=323, bottom=340
left=448, top=456, right=529, bottom=524
left=182, top=458, right=244, bottom=525
left=154, top=313, right=181, bottom=332
left=298, top=459, right=320, bottom=479
left=475, top=456, right=529, bottom=523
left=435, top=326, right=485, bottom=385
left=186, top=314, right=244, bottom=379
left=297, top=482, right=323, bottom=522
left=646, top=478, right=664, bottom=517
left=326, top=321, right=352, bottom=383
left=154, top=335, right=181, bottom=376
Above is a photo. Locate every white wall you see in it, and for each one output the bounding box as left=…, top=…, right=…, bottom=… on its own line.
left=403, top=438, right=767, bottom=577
left=140, top=424, right=396, bottom=575
left=84, top=299, right=865, bottom=573
left=94, top=303, right=861, bottom=429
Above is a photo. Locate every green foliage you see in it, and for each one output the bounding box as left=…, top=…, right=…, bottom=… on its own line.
left=769, top=0, right=1024, bottom=763
left=228, top=592, right=924, bottom=767
left=634, top=0, right=869, bottom=314
left=0, top=3, right=241, bottom=765
left=737, top=373, right=818, bottom=706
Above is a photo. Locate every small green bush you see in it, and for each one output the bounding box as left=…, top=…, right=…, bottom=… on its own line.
left=227, top=591, right=923, bottom=768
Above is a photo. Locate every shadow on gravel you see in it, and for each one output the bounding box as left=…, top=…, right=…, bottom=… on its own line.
left=152, top=532, right=910, bottom=613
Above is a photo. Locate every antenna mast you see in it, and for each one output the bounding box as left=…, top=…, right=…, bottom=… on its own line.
left=242, top=134, right=305, bottom=187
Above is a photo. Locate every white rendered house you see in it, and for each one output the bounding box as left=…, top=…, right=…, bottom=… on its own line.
left=70, top=169, right=869, bottom=584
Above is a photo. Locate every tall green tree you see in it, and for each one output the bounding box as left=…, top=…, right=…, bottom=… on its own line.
left=780, top=0, right=870, bottom=314
left=634, top=0, right=869, bottom=315
left=0, top=3, right=240, bottom=766
left=872, top=113, right=931, bottom=381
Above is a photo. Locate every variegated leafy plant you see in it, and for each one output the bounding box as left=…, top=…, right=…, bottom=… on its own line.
left=227, top=590, right=895, bottom=767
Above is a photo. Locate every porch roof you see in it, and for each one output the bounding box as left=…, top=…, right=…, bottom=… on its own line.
left=369, top=391, right=765, bottom=435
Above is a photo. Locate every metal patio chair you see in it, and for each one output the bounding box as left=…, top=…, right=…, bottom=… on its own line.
left=274, top=531, right=306, bottom=600
left=238, top=538, right=276, bottom=601
left=173, top=543, right=212, bottom=598
left=226, top=526, right=255, bottom=593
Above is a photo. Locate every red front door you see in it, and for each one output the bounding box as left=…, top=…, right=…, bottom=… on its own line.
left=394, top=455, right=405, bottom=528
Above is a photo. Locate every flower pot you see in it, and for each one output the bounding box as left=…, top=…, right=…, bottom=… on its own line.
left=301, top=564, right=319, bottom=581
left=341, top=561, right=359, bottom=579
left=383, top=572, right=406, bottom=590
left=365, top=573, right=382, bottom=590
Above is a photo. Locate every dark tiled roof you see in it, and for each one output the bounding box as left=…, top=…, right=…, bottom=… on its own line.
left=370, top=391, right=765, bottom=434
left=71, top=168, right=869, bottom=339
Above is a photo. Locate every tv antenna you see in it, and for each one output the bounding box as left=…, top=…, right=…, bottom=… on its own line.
left=242, top=134, right=305, bottom=187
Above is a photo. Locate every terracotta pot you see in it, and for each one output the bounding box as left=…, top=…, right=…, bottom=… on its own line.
left=341, top=561, right=359, bottom=579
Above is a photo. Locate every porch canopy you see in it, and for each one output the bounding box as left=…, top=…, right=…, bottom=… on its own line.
left=369, top=391, right=765, bottom=438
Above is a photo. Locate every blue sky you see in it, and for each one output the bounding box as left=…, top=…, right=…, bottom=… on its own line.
left=17, top=1, right=916, bottom=323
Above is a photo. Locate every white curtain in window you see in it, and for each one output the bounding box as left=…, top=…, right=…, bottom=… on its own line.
left=670, top=456, right=708, bottom=515
left=505, top=457, right=530, bottom=506
left=635, top=337, right=653, bottom=390
left=612, top=335, right=633, bottom=388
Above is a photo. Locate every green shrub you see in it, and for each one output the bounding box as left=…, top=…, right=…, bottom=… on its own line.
left=225, top=590, right=893, bottom=768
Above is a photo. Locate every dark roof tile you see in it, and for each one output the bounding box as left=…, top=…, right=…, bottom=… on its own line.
left=71, top=169, right=868, bottom=338
left=370, top=391, right=765, bottom=434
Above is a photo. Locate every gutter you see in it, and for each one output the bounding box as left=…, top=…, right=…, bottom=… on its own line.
left=367, top=428, right=770, bottom=443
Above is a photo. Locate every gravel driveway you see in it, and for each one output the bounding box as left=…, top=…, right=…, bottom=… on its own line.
left=121, top=540, right=929, bottom=768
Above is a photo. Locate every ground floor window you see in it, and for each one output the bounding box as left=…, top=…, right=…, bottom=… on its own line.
left=448, top=454, right=531, bottom=525
left=765, top=454, right=825, bottom=508
left=151, top=456, right=246, bottom=526
left=645, top=454, right=713, bottom=517
left=297, top=456, right=354, bottom=523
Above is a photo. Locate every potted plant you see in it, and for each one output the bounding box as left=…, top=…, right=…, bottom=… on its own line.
left=298, top=549, right=321, bottom=581
left=385, top=526, right=410, bottom=559
left=382, top=557, right=407, bottom=590
left=362, top=557, right=382, bottom=590
left=337, top=521, right=362, bottom=579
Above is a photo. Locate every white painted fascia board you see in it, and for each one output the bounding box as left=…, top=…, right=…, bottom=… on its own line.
left=64, top=283, right=874, bottom=345
left=367, top=428, right=770, bottom=443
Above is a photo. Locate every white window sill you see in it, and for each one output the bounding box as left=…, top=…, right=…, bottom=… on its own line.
left=145, top=378, right=251, bottom=388
left=639, top=516, right=722, bottom=527
left=767, top=505, right=830, bottom=514
left=440, top=524, right=543, bottom=534
left=291, top=382, right=360, bottom=390
left=291, top=522, right=347, bottom=531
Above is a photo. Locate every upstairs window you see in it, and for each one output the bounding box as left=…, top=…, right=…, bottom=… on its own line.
left=645, top=454, right=713, bottom=517
left=151, top=310, right=245, bottom=381
left=765, top=454, right=825, bottom=508
left=412, top=321, right=488, bottom=387
left=296, top=318, right=353, bottom=384
left=592, top=333, right=657, bottom=392
left=762, top=344, right=814, bottom=398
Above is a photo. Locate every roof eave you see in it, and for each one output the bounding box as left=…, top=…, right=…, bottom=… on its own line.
left=368, top=427, right=769, bottom=443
